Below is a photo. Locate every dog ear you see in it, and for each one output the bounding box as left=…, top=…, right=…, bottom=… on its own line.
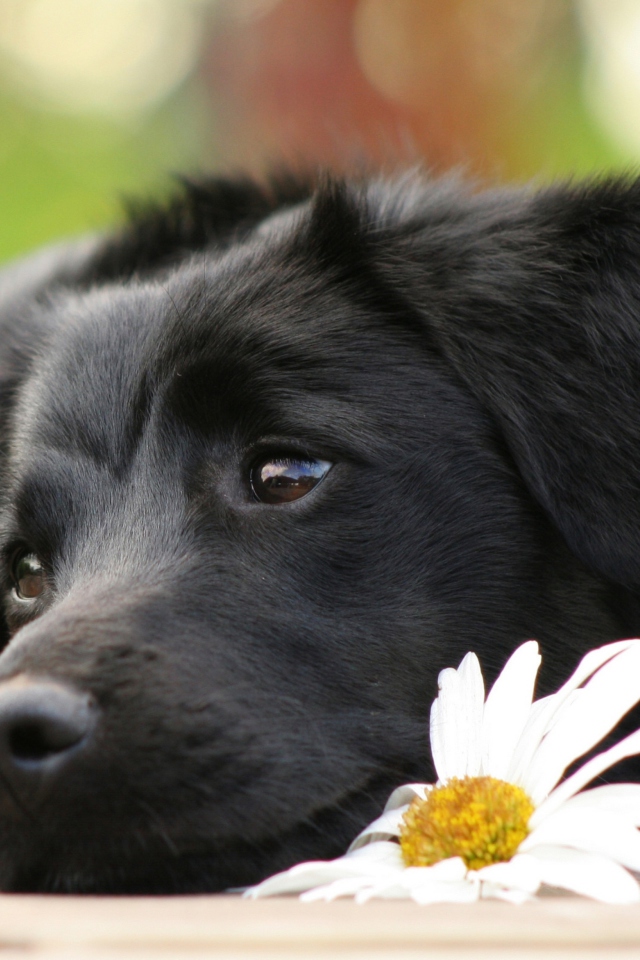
left=371, top=176, right=640, bottom=590
left=81, top=172, right=314, bottom=284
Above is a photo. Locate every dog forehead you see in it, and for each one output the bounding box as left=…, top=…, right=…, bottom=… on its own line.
left=12, top=236, right=408, bottom=468
left=12, top=281, right=168, bottom=455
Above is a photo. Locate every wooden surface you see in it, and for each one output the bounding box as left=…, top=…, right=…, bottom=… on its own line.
left=0, top=895, right=637, bottom=959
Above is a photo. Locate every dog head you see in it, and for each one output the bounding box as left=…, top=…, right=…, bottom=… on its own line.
left=0, top=173, right=634, bottom=891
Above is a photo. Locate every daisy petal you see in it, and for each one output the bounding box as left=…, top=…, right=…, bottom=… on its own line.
left=531, top=727, right=640, bottom=824
left=301, top=877, right=379, bottom=902
left=523, top=643, right=640, bottom=802
left=430, top=653, right=485, bottom=781
left=552, top=640, right=640, bottom=699
left=522, top=807, right=640, bottom=871
left=430, top=668, right=462, bottom=780
left=457, top=652, right=485, bottom=776
left=481, top=641, right=541, bottom=779
left=474, top=854, right=542, bottom=894
left=507, top=695, right=556, bottom=785
left=560, top=784, right=640, bottom=825
left=524, top=845, right=640, bottom=904
left=508, top=692, right=584, bottom=785
left=512, top=641, right=640, bottom=786
left=345, top=841, right=406, bottom=866
left=409, top=880, right=480, bottom=905
left=348, top=806, right=409, bottom=850
left=407, top=857, right=468, bottom=882
left=355, top=859, right=472, bottom=904
left=355, top=880, right=477, bottom=904
left=244, top=841, right=403, bottom=898
left=349, top=784, right=431, bottom=852
left=383, top=783, right=430, bottom=811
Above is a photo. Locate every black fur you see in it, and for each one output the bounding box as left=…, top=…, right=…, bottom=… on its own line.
left=0, top=171, right=637, bottom=892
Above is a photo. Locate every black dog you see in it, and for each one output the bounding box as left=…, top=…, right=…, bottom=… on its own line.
left=0, top=171, right=638, bottom=893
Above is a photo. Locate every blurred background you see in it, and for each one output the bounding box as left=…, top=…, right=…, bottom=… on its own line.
left=0, top=0, right=638, bottom=261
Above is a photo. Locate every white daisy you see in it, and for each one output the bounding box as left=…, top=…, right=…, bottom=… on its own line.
left=245, top=639, right=640, bottom=904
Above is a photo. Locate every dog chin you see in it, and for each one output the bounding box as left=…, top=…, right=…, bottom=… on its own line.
left=0, top=780, right=394, bottom=893
left=0, top=834, right=331, bottom=895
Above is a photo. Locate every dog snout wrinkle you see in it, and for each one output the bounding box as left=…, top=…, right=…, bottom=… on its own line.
left=0, top=677, right=96, bottom=788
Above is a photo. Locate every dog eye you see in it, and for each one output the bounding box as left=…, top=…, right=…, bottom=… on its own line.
left=250, top=457, right=332, bottom=504
left=11, top=553, right=46, bottom=601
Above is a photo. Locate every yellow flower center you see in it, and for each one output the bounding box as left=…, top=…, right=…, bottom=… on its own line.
left=399, top=776, right=534, bottom=871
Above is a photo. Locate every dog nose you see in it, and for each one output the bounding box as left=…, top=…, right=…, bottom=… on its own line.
left=0, top=677, right=96, bottom=779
